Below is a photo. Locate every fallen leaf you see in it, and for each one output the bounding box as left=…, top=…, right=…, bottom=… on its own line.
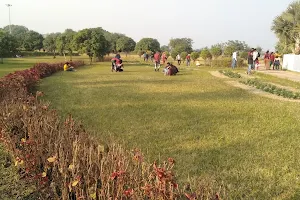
left=72, top=180, right=79, bottom=187
left=47, top=156, right=56, bottom=163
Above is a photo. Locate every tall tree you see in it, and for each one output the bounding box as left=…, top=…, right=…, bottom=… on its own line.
left=103, top=31, right=125, bottom=53
left=116, top=36, right=136, bottom=56
left=23, top=30, right=44, bottom=51
left=56, top=29, right=76, bottom=60
left=73, top=28, right=110, bottom=62
left=272, top=1, right=300, bottom=54
left=135, top=38, right=160, bottom=53
left=0, top=30, right=17, bottom=63
left=210, top=45, right=223, bottom=58
left=3, top=25, right=28, bottom=49
left=169, top=38, right=193, bottom=53
left=43, top=33, right=60, bottom=58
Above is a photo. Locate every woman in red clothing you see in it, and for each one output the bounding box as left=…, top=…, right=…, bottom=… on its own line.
left=264, top=50, right=270, bottom=70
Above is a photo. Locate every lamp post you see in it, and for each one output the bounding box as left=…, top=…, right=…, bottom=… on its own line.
left=5, top=4, right=12, bottom=34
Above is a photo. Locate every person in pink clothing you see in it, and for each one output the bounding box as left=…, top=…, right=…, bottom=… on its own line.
left=154, top=52, right=161, bottom=72
left=162, top=52, right=167, bottom=64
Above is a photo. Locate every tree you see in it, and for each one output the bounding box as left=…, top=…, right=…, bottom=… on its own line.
left=272, top=1, right=300, bottom=54
left=3, top=25, right=28, bottom=49
left=171, top=50, right=179, bottom=60
left=103, top=32, right=125, bottom=53
left=200, top=49, right=212, bottom=65
left=169, top=38, right=193, bottom=53
left=116, top=36, right=136, bottom=56
left=164, top=51, right=170, bottom=59
left=210, top=45, right=222, bottom=58
left=180, top=52, right=188, bottom=62
left=135, top=38, right=160, bottom=53
left=239, top=51, right=248, bottom=60
left=161, top=45, right=170, bottom=52
left=73, top=28, right=110, bottom=62
left=190, top=52, right=200, bottom=62
left=223, top=45, right=235, bottom=57
left=23, top=30, right=44, bottom=51
left=0, top=30, right=17, bottom=63
left=56, top=29, right=76, bottom=60
left=224, top=40, right=249, bottom=52
left=43, top=33, right=60, bottom=58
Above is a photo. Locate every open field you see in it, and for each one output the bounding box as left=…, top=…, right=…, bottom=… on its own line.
left=2, top=57, right=300, bottom=199
left=33, top=58, right=300, bottom=199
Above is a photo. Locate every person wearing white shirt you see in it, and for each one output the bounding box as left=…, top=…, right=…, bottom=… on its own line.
left=176, top=54, right=181, bottom=65
left=232, top=51, right=237, bottom=69
left=252, top=49, right=258, bottom=70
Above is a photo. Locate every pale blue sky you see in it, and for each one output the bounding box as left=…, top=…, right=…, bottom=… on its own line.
left=0, top=0, right=294, bottom=51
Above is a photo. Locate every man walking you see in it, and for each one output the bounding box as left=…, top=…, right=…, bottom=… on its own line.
left=232, top=51, right=237, bottom=69
left=154, top=51, right=161, bottom=71
left=186, top=54, right=191, bottom=66
left=176, top=54, right=181, bottom=65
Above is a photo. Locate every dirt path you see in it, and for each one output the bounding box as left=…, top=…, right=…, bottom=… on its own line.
left=257, top=69, right=300, bottom=83
left=209, top=71, right=300, bottom=102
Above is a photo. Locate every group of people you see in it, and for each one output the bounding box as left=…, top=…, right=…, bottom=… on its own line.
left=231, top=48, right=281, bottom=75
left=176, top=53, right=191, bottom=66
left=263, top=51, right=281, bottom=70
left=152, top=51, right=179, bottom=75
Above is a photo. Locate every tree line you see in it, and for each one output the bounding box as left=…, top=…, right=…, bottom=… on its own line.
left=0, top=24, right=260, bottom=64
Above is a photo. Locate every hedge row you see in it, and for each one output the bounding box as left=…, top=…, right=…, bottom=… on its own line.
left=219, top=70, right=242, bottom=78
left=240, top=79, right=300, bottom=99
left=211, top=58, right=246, bottom=68
left=0, top=62, right=224, bottom=199
left=19, top=51, right=80, bottom=57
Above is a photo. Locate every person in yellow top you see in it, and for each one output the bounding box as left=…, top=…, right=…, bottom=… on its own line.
left=63, top=62, right=75, bottom=71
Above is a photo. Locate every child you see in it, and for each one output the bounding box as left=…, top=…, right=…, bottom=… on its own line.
left=274, top=56, right=281, bottom=70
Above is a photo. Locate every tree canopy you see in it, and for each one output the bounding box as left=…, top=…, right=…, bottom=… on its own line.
left=0, top=30, right=18, bottom=63
left=272, top=1, right=300, bottom=54
left=169, top=38, right=193, bottom=53
left=116, top=36, right=136, bottom=54
left=23, top=30, right=44, bottom=51
left=135, top=38, right=160, bottom=53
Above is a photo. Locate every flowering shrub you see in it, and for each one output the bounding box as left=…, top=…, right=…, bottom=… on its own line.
left=0, top=60, right=224, bottom=199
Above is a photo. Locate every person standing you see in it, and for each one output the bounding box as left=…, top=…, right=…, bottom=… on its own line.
left=154, top=51, right=161, bottom=71
left=186, top=54, right=191, bottom=66
left=176, top=54, right=181, bottom=65
left=264, top=50, right=270, bottom=70
left=232, top=51, right=237, bottom=69
left=247, top=50, right=254, bottom=74
left=252, top=49, right=258, bottom=70
left=162, top=52, right=167, bottom=64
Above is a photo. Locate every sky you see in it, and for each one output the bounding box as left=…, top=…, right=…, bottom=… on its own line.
left=0, top=0, right=295, bottom=51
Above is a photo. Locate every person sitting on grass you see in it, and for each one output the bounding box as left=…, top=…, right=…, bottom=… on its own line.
left=111, top=57, right=124, bottom=72
left=163, top=62, right=179, bottom=76
left=63, top=62, right=75, bottom=71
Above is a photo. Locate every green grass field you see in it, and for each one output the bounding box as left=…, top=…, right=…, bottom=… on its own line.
left=2, top=57, right=300, bottom=199
left=36, top=59, right=300, bottom=199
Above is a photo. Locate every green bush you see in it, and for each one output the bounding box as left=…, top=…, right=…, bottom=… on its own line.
left=240, top=78, right=300, bottom=99
left=219, top=70, right=241, bottom=78
left=20, top=51, right=80, bottom=57
left=212, top=57, right=246, bottom=68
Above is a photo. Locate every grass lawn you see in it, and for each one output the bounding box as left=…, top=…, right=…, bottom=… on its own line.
left=37, top=60, right=300, bottom=199
left=0, top=56, right=89, bottom=77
